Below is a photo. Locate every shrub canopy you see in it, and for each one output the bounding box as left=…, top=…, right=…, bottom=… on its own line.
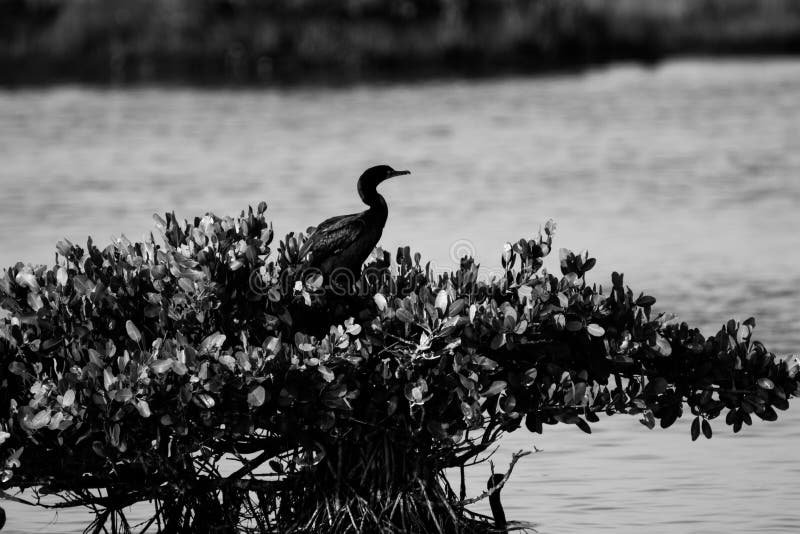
left=0, top=203, right=798, bottom=532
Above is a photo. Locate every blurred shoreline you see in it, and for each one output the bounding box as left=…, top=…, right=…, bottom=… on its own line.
left=2, top=0, right=800, bottom=86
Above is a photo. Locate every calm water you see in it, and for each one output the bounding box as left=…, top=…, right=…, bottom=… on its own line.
left=1, top=59, right=800, bottom=533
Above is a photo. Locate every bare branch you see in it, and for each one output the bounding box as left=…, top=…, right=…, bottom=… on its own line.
left=458, top=450, right=533, bottom=507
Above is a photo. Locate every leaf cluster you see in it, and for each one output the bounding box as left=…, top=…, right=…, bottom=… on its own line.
left=0, top=205, right=797, bottom=531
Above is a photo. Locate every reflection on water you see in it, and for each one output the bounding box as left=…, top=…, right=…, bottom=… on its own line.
left=1, top=60, right=799, bottom=532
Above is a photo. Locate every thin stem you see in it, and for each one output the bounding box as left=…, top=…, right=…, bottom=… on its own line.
left=459, top=450, right=532, bottom=507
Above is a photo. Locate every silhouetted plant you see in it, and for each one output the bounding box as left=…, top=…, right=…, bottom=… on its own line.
left=0, top=203, right=797, bottom=532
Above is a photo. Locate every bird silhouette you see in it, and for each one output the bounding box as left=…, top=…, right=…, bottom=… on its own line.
left=0, top=504, right=5, bottom=531
left=487, top=473, right=507, bottom=530
left=298, top=165, right=410, bottom=282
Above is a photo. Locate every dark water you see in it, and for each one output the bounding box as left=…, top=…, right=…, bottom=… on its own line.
left=1, top=59, right=799, bottom=533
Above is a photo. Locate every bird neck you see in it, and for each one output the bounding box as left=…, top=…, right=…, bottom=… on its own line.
left=489, top=492, right=507, bottom=528
left=357, top=177, right=387, bottom=210
left=488, top=474, right=507, bottom=528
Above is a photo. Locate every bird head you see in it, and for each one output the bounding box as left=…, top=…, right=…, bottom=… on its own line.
left=358, top=165, right=410, bottom=204
left=487, top=473, right=506, bottom=490
left=363, top=165, right=411, bottom=184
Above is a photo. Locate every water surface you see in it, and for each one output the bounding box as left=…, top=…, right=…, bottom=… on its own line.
left=1, top=59, right=799, bottom=533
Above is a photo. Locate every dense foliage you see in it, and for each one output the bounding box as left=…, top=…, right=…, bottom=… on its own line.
left=1, top=203, right=798, bottom=532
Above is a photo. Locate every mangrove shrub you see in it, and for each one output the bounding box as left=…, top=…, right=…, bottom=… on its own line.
left=0, top=203, right=798, bottom=532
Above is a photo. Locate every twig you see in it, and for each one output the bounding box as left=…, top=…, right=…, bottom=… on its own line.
left=458, top=450, right=532, bottom=507
left=376, top=339, right=411, bottom=357
left=226, top=450, right=272, bottom=482
left=417, top=478, right=444, bottom=534
left=0, top=491, right=39, bottom=507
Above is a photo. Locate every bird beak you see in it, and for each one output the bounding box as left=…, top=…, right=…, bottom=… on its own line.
left=388, top=170, right=411, bottom=178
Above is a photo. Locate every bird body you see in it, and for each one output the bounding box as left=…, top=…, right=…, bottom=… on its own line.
left=299, top=165, right=409, bottom=279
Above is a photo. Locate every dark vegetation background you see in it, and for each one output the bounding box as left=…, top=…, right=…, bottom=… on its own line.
left=2, top=0, right=800, bottom=85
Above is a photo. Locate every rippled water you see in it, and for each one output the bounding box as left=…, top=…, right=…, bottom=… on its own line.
left=1, top=59, right=799, bottom=533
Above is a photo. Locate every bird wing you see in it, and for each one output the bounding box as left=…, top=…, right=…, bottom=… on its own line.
left=298, top=213, right=365, bottom=261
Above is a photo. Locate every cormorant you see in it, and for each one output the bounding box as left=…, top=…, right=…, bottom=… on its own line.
left=298, top=165, right=410, bottom=279
left=488, top=473, right=507, bottom=529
